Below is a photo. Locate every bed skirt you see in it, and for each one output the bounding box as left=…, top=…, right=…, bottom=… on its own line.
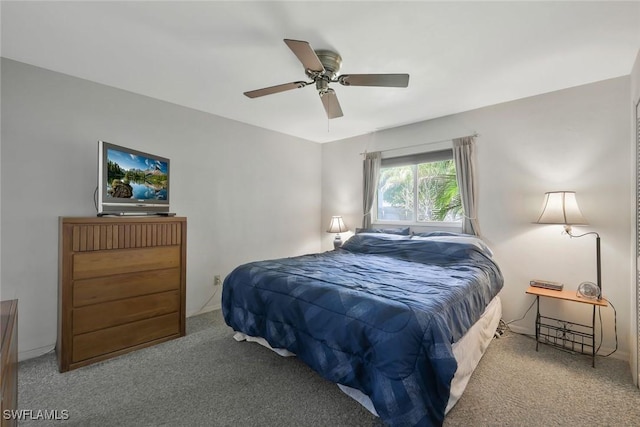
left=232, top=295, right=502, bottom=417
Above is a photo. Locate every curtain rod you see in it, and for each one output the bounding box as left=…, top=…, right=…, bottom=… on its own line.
left=360, top=132, right=479, bottom=155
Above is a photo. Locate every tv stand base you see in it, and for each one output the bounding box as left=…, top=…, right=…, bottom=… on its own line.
left=97, top=212, right=176, bottom=217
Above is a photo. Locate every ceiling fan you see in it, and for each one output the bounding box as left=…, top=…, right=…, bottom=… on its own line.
left=244, top=39, right=410, bottom=119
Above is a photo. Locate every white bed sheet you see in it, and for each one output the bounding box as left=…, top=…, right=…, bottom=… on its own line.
left=233, top=295, right=502, bottom=417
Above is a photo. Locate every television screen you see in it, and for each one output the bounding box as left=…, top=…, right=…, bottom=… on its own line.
left=98, top=141, right=170, bottom=215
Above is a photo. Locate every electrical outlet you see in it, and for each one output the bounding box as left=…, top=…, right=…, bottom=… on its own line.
left=214, top=275, right=221, bottom=287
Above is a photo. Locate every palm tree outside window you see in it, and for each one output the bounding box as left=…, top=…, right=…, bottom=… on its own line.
left=376, top=150, right=462, bottom=224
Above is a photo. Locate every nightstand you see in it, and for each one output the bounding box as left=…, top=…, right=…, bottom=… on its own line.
left=525, top=286, right=608, bottom=367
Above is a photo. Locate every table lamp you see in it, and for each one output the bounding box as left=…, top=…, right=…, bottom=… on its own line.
left=327, top=216, right=348, bottom=249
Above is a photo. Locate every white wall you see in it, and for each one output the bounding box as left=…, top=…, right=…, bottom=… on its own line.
left=0, top=59, right=322, bottom=360
left=0, top=26, right=3, bottom=304
left=322, top=77, right=632, bottom=358
left=630, top=49, right=640, bottom=384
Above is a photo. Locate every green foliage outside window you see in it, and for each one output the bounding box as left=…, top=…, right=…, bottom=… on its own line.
left=377, top=160, right=462, bottom=222
left=378, top=165, right=414, bottom=221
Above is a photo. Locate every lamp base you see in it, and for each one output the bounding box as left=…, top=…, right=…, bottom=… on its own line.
left=333, top=234, right=343, bottom=250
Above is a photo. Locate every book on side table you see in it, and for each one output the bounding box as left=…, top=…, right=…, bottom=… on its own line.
left=529, top=279, right=564, bottom=291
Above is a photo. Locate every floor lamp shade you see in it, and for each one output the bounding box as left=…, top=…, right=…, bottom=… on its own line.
left=535, top=191, right=588, bottom=226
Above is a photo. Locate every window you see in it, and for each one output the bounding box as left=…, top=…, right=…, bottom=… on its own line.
left=376, top=149, right=462, bottom=223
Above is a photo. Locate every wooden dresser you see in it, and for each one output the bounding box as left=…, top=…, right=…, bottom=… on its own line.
left=58, top=217, right=186, bottom=372
left=1, top=300, right=18, bottom=427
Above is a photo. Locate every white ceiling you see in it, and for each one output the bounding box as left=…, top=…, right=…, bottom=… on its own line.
left=2, top=1, right=639, bottom=143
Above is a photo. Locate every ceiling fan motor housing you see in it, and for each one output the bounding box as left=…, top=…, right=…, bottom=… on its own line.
left=312, top=50, right=342, bottom=79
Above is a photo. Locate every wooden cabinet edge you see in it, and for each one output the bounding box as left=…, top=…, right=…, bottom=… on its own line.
left=58, top=217, right=186, bottom=373
left=1, top=299, right=18, bottom=427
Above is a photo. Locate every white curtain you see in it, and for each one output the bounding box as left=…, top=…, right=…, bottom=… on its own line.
left=362, top=151, right=381, bottom=228
left=453, top=136, right=481, bottom=236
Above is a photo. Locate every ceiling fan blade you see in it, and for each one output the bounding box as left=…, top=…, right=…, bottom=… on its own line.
left=320, top=89, right=343, bottom=119
left=244, top=81, right=308, bottom=98
left=339, top=74, right=410, bottom=88
left=284, top=39, right=325, bottom=73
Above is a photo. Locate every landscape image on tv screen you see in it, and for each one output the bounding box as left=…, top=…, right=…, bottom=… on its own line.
left=106, top=148, right=168, bottom=201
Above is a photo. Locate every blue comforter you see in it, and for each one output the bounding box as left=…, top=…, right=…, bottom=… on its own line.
left=222, top=234, right=503, bottom=426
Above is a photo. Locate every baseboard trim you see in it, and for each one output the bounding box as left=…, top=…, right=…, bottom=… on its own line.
left=188, top=304, right=220, bottom=318
left=19, top=344, right=55, bottom=362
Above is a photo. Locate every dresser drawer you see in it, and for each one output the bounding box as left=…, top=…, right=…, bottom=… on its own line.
left=72, top=291, right=180, bottom=335
left=73, top=267, right=180, bottom=307
left=72, top=246, right=180, bottom=280
left=72, top=312, right=180, bottom=363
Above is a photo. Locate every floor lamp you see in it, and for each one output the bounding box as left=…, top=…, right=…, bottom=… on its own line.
left=535, top=191, right=602, bottom=300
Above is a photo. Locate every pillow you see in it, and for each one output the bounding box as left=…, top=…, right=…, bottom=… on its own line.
left=354, top=232, right=412, bottom=240
left=341, top=233, right=413, bottom=254
left=355, top=227, right=410, bottom=235
left=411, top=234, right=494, bottom=257
left=412, top=231, right=464, bottom=237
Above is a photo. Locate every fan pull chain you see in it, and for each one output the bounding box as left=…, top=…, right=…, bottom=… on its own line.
left=326, top=93, right=330, bottom=132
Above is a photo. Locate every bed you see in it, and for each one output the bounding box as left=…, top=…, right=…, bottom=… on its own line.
left=222, top=232, right=503, bottom=426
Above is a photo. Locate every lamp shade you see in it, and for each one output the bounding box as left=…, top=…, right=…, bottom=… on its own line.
left=535, top=191, right=588, bottom=225
left=327, top=216, right=348, bottom=233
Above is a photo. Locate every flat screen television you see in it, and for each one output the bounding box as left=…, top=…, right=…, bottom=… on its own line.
left=97, top=140, right=171, bottom=215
